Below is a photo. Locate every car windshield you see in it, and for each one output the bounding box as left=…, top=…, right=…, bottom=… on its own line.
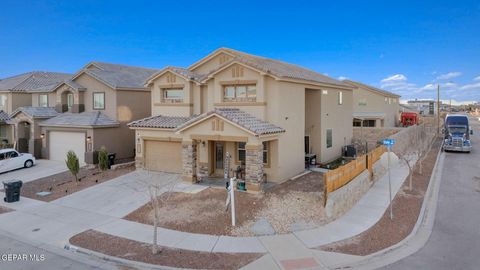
left=448, top=127, right=467, bottom=134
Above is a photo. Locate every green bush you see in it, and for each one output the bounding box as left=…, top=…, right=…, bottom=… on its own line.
left=98, top=146, right=109, bottom=171
left=66, top=150, right=80, bottom=183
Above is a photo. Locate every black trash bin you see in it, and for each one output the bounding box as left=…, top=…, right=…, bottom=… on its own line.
left=107, top=153, right=116, bottom=169
left=3, top=180, right=22, bottom=203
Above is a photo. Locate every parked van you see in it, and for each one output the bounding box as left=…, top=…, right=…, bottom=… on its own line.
left=442, top=114, right=472, bottom=152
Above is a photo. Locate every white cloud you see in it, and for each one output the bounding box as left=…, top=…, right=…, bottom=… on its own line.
left=420, top=83, right=436, bottom=91
left=460, top=82, right=480, bottom=90
left=436, top=71, right=462, bottom=80
left=381, top=74, right=407, bottom=83
left=337, top=76, right=348, bottom=81
left=474, top=75, right=480, bottom=81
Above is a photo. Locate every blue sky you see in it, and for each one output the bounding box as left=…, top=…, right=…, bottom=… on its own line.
left=1, top=0, right=479, bottom=102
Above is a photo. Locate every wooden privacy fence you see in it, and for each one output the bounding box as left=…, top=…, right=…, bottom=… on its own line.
left=323, top=145, right=387, bottom=205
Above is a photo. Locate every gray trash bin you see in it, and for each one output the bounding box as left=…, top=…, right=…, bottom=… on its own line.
left=3, top=180, right=22, bottom=203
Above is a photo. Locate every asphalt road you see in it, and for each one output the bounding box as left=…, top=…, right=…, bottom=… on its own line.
left=0, top=233, right=124, bottom=270
left=383, top=116, right=480, bottom=270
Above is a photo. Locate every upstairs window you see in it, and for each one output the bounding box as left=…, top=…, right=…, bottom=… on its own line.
left=162, top=88, right=183, bottom=103
left=385, top=97, right=388, bottom=104
left=0, top=95, right=6, bottom=107
left=338, top=91, right=343, bottom=105
left=38, top=94, right=48, bottom=107
left=93, top=92, right=105, bottom=110
left=223, top=85, right=256, bottom=102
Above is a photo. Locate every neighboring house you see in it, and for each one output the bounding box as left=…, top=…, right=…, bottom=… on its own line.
left=37, top=62, right=157, bottom=165
left=0, top=71, right=71, bottom=150
left=129, top=48, right=354, bottom=190
left=343, top=80, right=400, bottom=128
left=407, top=99, right=441, bottom=115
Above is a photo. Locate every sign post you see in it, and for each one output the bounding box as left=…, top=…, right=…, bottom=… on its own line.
left=382, top=139, right=396, bottom=220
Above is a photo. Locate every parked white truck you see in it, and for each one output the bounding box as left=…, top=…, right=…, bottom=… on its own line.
left=442, top=114, right=472, bottom=152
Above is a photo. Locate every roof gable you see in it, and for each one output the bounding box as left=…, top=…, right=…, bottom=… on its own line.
left=344, top=80, right=401, bottom=98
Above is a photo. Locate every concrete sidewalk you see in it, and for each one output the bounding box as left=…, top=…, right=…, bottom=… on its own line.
left=0, top=152, right=414, bottom=270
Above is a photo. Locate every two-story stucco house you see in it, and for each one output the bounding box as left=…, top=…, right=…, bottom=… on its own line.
left=0, top=71, right=71, bottom=148
left=129, top=48, right=354, bottom=191
left=343, top=80, right=400, bottom=128
left=30, top=62, right=158, bottom=165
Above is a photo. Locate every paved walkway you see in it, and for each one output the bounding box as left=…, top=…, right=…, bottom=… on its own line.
left=0, top=152, right=413, bottom=270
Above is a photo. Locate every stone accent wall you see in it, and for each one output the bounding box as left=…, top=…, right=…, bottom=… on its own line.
left=182, top=141, right=197, bottom=182
left=325, top=170, right=371, bottom=219
left=245, top=144, right=264, bottom=183
left=197, top=162, right=209, bottom=179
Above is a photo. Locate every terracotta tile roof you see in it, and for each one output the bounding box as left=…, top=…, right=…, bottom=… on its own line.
left=84, top=62, right=160, bottom=89
left=128, top=115, right=196, bottom=129
left=39, top=111, right=119, bottom=127
left=0, top=71, right=72, bottom=93
left=10, top=106, right=59, bottom=119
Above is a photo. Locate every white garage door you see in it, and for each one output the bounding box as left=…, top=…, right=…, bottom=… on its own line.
left=144, top=140, right=182, bottom=173
left=49, top=131, right=86, bottom=166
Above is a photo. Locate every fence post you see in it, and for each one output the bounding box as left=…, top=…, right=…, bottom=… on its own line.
left=323, top=173, right=328, bottom=207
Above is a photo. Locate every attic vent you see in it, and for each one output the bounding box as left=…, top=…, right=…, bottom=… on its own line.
left=231, top=66, right=244, bottom=78
left=166, top=73, right=176, bottom=83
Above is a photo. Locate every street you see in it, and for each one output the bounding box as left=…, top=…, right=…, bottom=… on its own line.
left=383, top=116, right=480, bottom=269
left=0, top=233, right=122, bottom=270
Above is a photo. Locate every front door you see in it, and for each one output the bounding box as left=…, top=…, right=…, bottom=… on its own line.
left=213, top=142, right=225, bottom=176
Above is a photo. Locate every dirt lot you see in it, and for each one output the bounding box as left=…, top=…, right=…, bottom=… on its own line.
left=319, top=137, right=441, bottom=256
left=20, top=165, right=135, bottom=202
left=70, top=230, right=262, bottom=270
left=125, top=172, right=326, bottom=236
left=0, top=206, right=13, bottom=214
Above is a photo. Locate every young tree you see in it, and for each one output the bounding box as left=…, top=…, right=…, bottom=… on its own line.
left=133, top=170, right=177, bottom=254
left=394, top=125, right=418, bottom=191
left=65, top=150, right=80, bottom=184
left=98, top=146, right=109, bottom=171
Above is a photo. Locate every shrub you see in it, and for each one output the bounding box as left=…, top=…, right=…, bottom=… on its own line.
left=98, top=146, right=109, bottom=171
left=65, top=150, right=80, bottom=183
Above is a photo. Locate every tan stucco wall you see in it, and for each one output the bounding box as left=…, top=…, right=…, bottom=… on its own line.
left=4, top=93, right=32, bottom=114
left=74, top=73, right=117, bottom=119
left=31, top=92, right=56, bottom=107
left=151, top=72, right=194, bottom=117
left=352, top=86, right=400, bottom=127
left=319, top=87, right=353, bottom=163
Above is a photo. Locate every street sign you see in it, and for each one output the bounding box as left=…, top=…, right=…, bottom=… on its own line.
left=382, top=139, right=396, bottom=146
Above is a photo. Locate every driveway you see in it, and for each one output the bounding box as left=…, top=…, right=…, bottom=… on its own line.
left=0, top=170, right=205, bottom=247
left=0, top=159, right=67, bottom=183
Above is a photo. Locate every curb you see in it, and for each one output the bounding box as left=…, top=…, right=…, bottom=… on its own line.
left=65, top=243, right=196, bottom=270
left=330, top=142, right=445, bottom=270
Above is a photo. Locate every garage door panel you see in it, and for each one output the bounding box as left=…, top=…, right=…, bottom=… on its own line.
left=144, top=141, right=182, bottom=173
left=49, top=131, right=86, bottom=166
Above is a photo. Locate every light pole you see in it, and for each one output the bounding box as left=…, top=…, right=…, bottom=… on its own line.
left=437, top=84, right=440, bottom=135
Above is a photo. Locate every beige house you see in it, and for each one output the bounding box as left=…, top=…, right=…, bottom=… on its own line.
left=343, top=80, right=400, bottom=128
left=36, top=62, right=157, bottom=164
left=130, top=48, right=354, bottom=190
left=0, top=71, right=71, bottom=149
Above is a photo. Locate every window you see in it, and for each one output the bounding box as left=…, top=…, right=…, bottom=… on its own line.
left=236, top=141, right=269, bottom=165
left=38, top=94, right=48, bottom=107
left=388, top=98, right=392, bottom=104
left=223, top=85, right=256, bottom=102
left=67, top=93, right=74, bottom=109
left=305, top=136, right=310, bottom=154
left=393, top=98, right=397, bottom=104
left=5, top=151, right=18, bottom=159
left=0, top=126, right=6, bottom=138
left=0, top=95, right=6, bottom=107
left=93, top=92, right=105, bottom=110
left=326, top=129, right=333, bottom=148
left=385, top=97, right=388, bottom=104
left=163, top=89, right=183, bottom=103
left=338, top=91, right=343, bottom=105
left=237, top=142, right=246, bottom=164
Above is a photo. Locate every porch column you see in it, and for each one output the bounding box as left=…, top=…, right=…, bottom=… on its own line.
left=182, top=140, right=197, bottom=183
left=245, top=143, right=264, bottom=191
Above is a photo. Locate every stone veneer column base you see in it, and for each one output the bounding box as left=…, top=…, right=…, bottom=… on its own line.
left=245, top=144, right=264, bottom=193
left=182, top=140, right=198, bottom=183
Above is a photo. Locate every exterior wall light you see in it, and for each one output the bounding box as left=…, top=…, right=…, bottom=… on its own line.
left=40, top=133, right=45, bottom=139
left=86, top=136, right=91, bottom=142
